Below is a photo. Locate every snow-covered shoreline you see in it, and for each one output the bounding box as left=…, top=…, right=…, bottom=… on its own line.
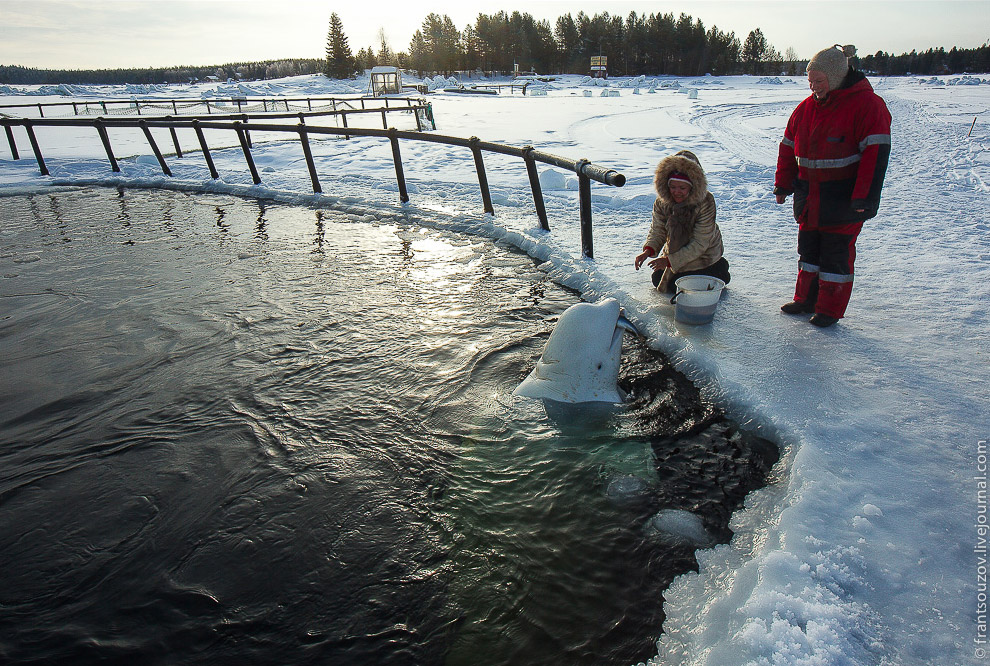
left=2, top=72, right=988, bottom=665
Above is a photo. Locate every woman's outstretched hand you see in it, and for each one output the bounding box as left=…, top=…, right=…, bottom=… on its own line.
left=648, top=256, right=671, bottom=271
left=634, top=250, right=652, bottom=270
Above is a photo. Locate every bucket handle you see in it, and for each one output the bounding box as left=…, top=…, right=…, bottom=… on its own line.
left=670, top=289, right=685, bottom=305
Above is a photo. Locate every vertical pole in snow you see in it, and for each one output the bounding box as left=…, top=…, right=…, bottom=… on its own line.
left=192, top=120, right=219, bottom=179
left=969, top=117, right=977, bottom=138
left=576, top=159, right=594, bottom=259
left=470, top=137, right=494, bottom=216
left=166, top=117, right=182, bottom=158
left=522, top=146, right=549, bottom=231
left=139, top=120, right=172, bottom=176
left=241, top=115, right=252, bottom=148
left=3, top=121, right=20, bottom=160
left=298, top=124, right=322, bottom=194
left=94, top=119, right=120, bottom=172
left=388, top=128, right=409, bottom=203
left=24, top=122, right=49, bottom=176
left=234, top=121, right=261, bottom=184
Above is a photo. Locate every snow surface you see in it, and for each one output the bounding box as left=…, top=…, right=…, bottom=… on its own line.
left=2, top=72, right=988, bottom=666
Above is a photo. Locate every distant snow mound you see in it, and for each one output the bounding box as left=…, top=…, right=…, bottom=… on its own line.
left=918, top=77, right=946, bottom=86
left=124, top=83, right=167, bottom=95
left=426, top=75, right=458, bottom=91
left=539, top=169, right=569, bottom=191
left=947, top=76, right=987, bottom=86
left=756, top=77, right=784, bottom=85
left=31, top=84, right=87, bottom=97
left=579, top=76, right=609, bottom=87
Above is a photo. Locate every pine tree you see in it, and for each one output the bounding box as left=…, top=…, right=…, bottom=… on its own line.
left=742, top=28, right=769, bottom=75
left=324, top=13, right=355, bottom=79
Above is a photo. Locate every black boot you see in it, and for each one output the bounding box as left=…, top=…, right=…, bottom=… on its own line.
left=809, top=313, right=839, bottom=328
left=781, top=300, right=815, bottom=315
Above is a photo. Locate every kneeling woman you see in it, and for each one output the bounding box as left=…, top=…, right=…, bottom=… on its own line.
left=634, top=150, right=730, bottom=293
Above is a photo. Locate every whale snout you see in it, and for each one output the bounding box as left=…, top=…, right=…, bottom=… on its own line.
left=514, top=298, right=637, bottom=404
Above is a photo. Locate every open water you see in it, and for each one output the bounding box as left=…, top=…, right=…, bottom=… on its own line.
left=0, top=187, right=777, bottom=665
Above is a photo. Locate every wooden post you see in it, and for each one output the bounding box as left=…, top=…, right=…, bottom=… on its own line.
left=234, top=121, right=261, bottom=184
left=522, top=146, right=549, bottom=231
left=192, top=120, right=219, bottom=179
left=969, top=117, right=977, bottom=138
left=3, top=121, right=19, bottom=160
left=24, top=122, right=49, bottom=176
left=576, top=159, right=593, bottom=259
left=469, top=137, right=494, bottom=216
left=298, top=124, right=322, bottom=194
left=166, top=117, right=182, bottom=158
left=139, top=120, right=172, bottom=176
left=94, top=118, right=120, bottom=172
left=341, top=112, right=349, bottom=140
left=388, top=128, right=409, bottom=203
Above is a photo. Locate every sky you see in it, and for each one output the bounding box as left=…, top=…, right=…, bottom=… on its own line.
left=0, top=0, right=987, bottom=70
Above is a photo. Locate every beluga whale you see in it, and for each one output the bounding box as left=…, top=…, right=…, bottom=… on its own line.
left=514, top=298, right=639, bottom=404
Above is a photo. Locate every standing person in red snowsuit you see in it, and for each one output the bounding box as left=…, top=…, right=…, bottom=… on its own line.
left=774, top=44, right=891, bottom=328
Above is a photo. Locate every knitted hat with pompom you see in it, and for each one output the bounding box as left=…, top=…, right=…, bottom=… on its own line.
left=807, top=44, right=856, bottom=90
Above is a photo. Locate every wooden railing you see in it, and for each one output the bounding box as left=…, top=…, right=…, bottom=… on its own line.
left=1, top=112, right=624, bottom=259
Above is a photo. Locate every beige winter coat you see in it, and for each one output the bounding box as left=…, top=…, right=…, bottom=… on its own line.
left=642, top=151, right=724, bottom=292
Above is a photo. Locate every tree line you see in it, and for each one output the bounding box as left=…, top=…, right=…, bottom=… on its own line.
left=3, top=9, right=986, bottom=86
left=331, top=10, right=989, bottom=79
left=0, top=59, right=323, bottom=86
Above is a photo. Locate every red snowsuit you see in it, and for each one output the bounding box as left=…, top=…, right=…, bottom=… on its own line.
left=774, top=71, right=891, bottom=319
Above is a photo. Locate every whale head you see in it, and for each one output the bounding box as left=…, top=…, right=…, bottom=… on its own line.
left=514, top=298, right=638, bottom=404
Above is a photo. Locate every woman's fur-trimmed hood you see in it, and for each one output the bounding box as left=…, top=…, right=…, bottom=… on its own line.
left=653, top=150, right=708, bottom=206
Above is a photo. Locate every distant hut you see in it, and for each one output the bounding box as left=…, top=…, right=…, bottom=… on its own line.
left=369, top=66, right=402, bottom=96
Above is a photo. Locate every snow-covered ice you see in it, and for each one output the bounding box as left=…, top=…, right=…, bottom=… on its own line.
left=1, top=71, right=988, bottom=666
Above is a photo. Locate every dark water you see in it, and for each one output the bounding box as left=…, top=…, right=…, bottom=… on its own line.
left=0, top=188, right=777, bottom=666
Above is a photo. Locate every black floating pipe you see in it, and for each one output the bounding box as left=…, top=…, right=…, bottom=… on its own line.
left=94, top=118, right=120, bottom=172
left=241, top=115, right=251, bottom=148
left=469, top=136, right=494, bottom=216
left=234, top=121, right=261, bottom=185
left=298, top=124, right=322, bottom=194
left=24, top=122, right=48, bottom=176
left=388, top=128, right=409, bottom=203
left=522, top=145, right=549, bottom=231
left=576, top=159, right=593, bottom=259
left=3, top=121, right=19, bottom=160
left=192, top=120, right=219, bottom=179
left=139, top=120, right=172, bottom=176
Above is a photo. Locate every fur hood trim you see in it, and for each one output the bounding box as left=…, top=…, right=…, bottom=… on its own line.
left=653, top=150, right=708, bottom=206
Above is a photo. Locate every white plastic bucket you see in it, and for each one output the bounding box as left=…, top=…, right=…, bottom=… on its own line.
left=670, top=276, right=725, bottom=325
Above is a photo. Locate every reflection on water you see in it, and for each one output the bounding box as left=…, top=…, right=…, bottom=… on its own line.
left=0, top=188, right=777, bottom=665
